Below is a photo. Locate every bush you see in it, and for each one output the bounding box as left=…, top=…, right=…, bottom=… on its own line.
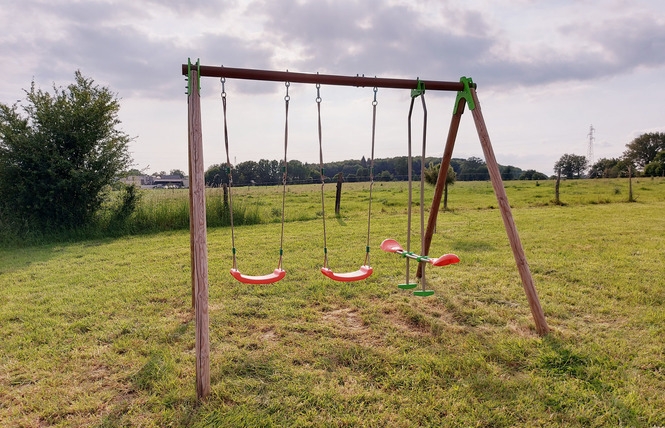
left=0, top=71, right=131, bottom=234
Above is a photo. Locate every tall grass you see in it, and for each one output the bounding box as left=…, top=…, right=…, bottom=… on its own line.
left=2, top=177, right=663, bottom=246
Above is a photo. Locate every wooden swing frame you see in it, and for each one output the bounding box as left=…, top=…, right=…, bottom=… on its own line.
left=183, top=60, right=549, bottom=400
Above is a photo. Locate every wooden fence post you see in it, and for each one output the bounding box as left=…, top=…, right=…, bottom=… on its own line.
left=555, top=169, right=561, bottom=205
left=335, top=173, right=343, bottom=215
left=628, top=166, right=634, bottom=202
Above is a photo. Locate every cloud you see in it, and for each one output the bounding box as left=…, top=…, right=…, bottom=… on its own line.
left=2, top=0, right=665, bottom=102
left=255, top=0, right=665, bottom=89
left=0, top=0, right=272, bottom=99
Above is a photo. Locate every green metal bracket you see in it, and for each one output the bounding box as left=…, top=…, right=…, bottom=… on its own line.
left=187, top=58, right=201, bottom=95
left=413, top=290, right=435, bottom=297
left=411, top=79, right=425, bottom=98
left=398, top=283, right=418, bottom=290
left=416, top=255, right=429, bottom=262
left=453, top=76, right=476, bottom=115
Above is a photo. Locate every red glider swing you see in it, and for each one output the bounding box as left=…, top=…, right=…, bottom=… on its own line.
left=381, top=80, right=460, bottom=296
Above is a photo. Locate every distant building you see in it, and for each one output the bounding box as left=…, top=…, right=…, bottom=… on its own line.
left=152, top=175, right=189, bottom=189
left=117, top=175, right=188, bottom=189
left=118, top=175, right=154, bottom=187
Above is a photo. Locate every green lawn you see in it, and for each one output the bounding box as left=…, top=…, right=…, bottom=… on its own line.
left=1, top=178, right=664, bottom=426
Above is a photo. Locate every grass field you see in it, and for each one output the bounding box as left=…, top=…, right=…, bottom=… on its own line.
left=1, top=178, right=664, bottom=426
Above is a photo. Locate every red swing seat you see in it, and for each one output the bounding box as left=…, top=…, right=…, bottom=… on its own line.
left=230, top=268, right=286, bottom=285
left=321, top=265, right=373, bottom=282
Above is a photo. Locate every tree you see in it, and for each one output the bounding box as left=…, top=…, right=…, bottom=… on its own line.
left=501, top=165, right=522, bottom=181
left=169, top=169, right=186, bottom=178
left=286, top=160, right=314, bottom=184
left=588, top=157, right=634, bottom=178
left=519, top=169, right=548, bottom=180
left=235, top=160, right=259, bottom=186
left=623, top=132, right=665, bottom=168
left=458, top=156, right=489, bottom=181
left=205, top=164, right=226, bottom=187
left=0, top=71, right=131, bottom=231
left=424, top=162, right=456, bottom=209
left=356, top=166, right=369, bottom=181
left=643, top=151, right=665, bottom=177
left=424, top=161, right=440, bottom=185
left=554, top=153, right=588, bottom=179
left=376, top=170, right=393, bottom=181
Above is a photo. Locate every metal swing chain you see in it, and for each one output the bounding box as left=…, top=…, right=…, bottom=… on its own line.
left=406, top=84, right=428, bottom=291
left=364, top=86, right=378, bottom=267
left=406, top=97, right=415, bottom=286
left=221, top=77, right=237, bottom=270
left=279, top=81, right=290, bottom=270
left=316, top=82, right=329, bottom=269
left=418, top=93, right=428, bottom=292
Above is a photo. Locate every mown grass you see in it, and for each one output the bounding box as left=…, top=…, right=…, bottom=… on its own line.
left=1, top=178, right=664, bottom=426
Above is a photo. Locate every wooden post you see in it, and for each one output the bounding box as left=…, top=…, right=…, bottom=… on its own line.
left=469, top=88, right=549, bottom=336
left=335, top=173, right=343, bottom=215
left=555, top=169, right=561, bottom=205
left=628, top=166, right=634, bottom=202
left=188, top=70, right=211, bottom=399
left=417, top=98, right=465, bottom=278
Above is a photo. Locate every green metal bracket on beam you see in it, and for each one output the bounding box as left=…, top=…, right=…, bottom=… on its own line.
left=187, top=58, right=201, bottom=95
left=411, top=79, right=425, bottom=98
left=453, top=76, right=476, bottom=115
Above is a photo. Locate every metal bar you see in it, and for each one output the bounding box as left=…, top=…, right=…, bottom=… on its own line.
left=396, top=251, right=430, bottom=262
left=417, top=96, right=465, bottom=279
left=181, top=64, right=473, bottom=92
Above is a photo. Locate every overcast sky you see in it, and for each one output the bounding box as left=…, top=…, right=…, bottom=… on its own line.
left=2, top=0, right=664, bottom=175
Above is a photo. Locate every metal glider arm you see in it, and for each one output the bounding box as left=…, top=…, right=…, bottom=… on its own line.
left=380, top=239, right=459, bottom=267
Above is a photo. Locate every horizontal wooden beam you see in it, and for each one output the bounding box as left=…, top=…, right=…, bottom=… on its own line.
left=182, top=64, right=474, bottom=92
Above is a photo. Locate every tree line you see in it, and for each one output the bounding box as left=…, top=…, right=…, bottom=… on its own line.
left=203, top=156, right=544, bottom=187
left=554, top=132, right=665, bottom=179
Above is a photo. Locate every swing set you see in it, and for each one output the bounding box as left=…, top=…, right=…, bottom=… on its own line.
left=183, top=60, right=549, bottom=399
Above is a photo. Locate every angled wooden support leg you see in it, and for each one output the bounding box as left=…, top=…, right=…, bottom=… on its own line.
left=470, top=88, right=550, bottom=336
